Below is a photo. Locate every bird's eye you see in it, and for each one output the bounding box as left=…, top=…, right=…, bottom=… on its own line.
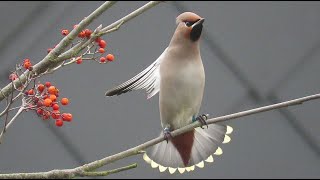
left=185, top=21, right=193, bottom=27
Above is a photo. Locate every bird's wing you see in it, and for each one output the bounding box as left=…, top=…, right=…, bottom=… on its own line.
left=105, top=48, right=167, bottom=99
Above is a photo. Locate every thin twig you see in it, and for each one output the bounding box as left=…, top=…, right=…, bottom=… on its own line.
left=0, top=93, right=319, bottom=178
left=0, top=106, right=24, bottom=143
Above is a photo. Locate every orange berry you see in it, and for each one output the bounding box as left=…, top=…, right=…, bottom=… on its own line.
left=52, top=110, right=60, bottom=119
left=100, top=57, right=106, bottom=63
left=55, top=119, right=64, bottom=127
left=76, top=57, right=82, bottom=64
left=37, top=84, right=45, bottom=92
left=95, top=37, right=102, bottom=43
left=98, top=48, right=105, bottom=53
left=48, top=86, right=57, bottom=95
left=49, top=94, right=57, bottom=102
left=62, top=113, right=73, bottom=122
left=52, top=104, right=60, bottom=110
left=36, top=108, right=43, bottom=115
left=61, top=29, right=69, bottom=36
left=37, top=101, right=43, bottom=107
left=106, top=54, right=114, bottom=62
left=43, top=98, right=52, bottom=107
left=45, top=82, right=51, bottom=87
left=61, top=98, right=69, bottom=106
left=9, top=73, right=18, bottom=81
left=78, top=31, right=86, bottom=38
left=23, top=61, right=32, bottom=69
left=43, top=111, right=51, bottom=120
left=84, top=29, right=92, bottom=38
left=28, top=89, right=34, bottom=95
left=98, top=40, right=106, bottom=48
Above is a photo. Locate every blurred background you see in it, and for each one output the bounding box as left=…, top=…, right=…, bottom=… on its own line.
left=0, top=1, right=319, bottom=178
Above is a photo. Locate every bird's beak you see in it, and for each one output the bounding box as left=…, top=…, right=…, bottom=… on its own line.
left=192, top=18, right=205, bottom=28
left=190, top=18, right=205, bottom=41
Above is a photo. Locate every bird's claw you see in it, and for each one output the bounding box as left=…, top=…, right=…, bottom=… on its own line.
left=163, top=127, right=172, bottom=143
left=196, top=114, right=209, bottom=129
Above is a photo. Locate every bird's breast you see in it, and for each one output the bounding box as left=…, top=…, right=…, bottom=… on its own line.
left=159, top=56, right=205, bottom=129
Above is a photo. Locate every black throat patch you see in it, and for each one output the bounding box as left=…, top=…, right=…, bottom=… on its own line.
left=190, top=24, right=203, bottom=42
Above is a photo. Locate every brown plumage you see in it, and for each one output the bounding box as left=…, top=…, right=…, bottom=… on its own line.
left=106, top=12, right=233, bottom=174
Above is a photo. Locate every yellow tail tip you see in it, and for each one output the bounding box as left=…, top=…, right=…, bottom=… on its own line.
left=223, top=135, right=231, bottom=144
left=226, top=126, right=233, bottom=134
left=214, top=147, right=223, bottom=155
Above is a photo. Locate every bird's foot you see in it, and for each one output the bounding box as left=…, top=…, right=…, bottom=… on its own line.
left=195, top=114, right=209, bottom=129
left=163, top=127, right=173, bottom=143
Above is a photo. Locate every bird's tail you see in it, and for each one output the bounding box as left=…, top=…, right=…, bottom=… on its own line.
left=143, top=124, right=233, bottom=174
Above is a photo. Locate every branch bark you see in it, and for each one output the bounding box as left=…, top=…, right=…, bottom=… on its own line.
left=0, top=93, right=319, bottom=179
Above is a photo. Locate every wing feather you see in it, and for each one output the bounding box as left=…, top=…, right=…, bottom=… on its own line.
left=105, top=48, right=166, bottom=99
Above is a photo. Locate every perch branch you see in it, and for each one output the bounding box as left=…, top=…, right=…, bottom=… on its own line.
left=0, top=93, right=319, bottom=179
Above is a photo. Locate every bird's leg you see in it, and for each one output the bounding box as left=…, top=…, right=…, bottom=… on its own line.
left=163, top=127, right=173, bottom=143
left=193, top=114, right=209, bottom=129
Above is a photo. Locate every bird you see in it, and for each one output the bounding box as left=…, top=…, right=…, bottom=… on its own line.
left=105, top=12, right=233, bottom=174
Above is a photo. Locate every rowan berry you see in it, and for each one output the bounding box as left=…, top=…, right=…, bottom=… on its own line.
left=48, top=86, right=57, bottom=95
left=9, top=73, right=18, bottom=81
left=98, top=40, right=106, bottom=48
left=52, top=104, right=60, bottom=110
left=43, top=111, right=51, bottom=120
left=44, top=98, right=52, bottom=107
left=106, top=54, right=114, bottom=62
left=62, top=113, right=72, bottom=122
left=61, top=29, right=69, bottom=36
left=37, top=84, right=45, bottom=92
left=98, top=48, right=105, bottom=54
left=100, top=57, right=106, bottom=63
left=84, top=29, right=92, bottom=38
left=49, top=94, right=57, bottom=102
left=78, top=31, right=86, bottom=38
left=76, top=57, right=82, bottom=64
left=61, top=98, right=69, bottom=105
left=45, top=82, right=51, bottom=88
left=23, top=61, right=32, bottom=69
left=55, top=119, right=63, bottom=127
left=28, top=89, right=34, bottom=96
left=52, top=110, right=60, bottom=119
left=37, top=108, right=43, bottom=115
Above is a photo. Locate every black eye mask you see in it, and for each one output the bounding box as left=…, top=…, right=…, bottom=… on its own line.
left=190, top=21, right=203, bottom=41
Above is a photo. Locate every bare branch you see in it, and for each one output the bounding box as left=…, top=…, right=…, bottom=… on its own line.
left=0, top=106, right=24, bottom=143
left=0, top=93, right=319, bottom=179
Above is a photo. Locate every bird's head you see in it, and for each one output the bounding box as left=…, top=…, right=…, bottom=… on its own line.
left=175, top=12, right=205, bottom=42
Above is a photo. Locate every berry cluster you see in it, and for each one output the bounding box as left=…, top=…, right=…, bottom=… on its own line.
left=24, top=81, right=73, bottom=127
left=60, top=26, right=115, bottom=64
